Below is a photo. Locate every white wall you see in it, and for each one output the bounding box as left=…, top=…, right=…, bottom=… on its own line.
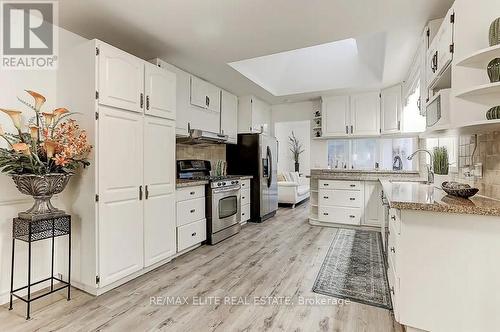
left=275, top=121, right=310, bottom=175
left=271, top=100, right=328, bottom=173
left=0, top=26, right=89, bottom=304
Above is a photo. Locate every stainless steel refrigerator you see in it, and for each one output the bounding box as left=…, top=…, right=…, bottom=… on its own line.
left=227, top=133, right=278, bottom=222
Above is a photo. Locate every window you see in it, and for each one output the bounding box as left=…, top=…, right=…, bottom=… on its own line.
left=328, top=137, right=419, bottom=171
left=402, top=82, right=426, bottom=133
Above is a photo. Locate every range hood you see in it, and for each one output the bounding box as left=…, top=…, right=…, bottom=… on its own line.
left=177, top=124, right=228, bottom=145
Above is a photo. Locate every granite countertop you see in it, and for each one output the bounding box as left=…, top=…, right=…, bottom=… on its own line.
left=380, top=180, right=500, bottom=216
left=310, top=169, right=422, bottom=181
left=176, top=179, right=209, bottom=188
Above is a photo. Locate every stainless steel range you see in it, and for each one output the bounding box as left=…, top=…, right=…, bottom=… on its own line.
left=177, top=160, right=241, bottom=244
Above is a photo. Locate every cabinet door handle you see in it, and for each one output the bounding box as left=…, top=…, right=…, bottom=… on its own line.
left=190, top=209, right=195, bottom=213
left=390, top=286, right=395, bottom=295
left=323, top=212, right=329, bottom=216
left=350, top=184, right=356, bottom=187
left=390, top=247, right=395, bottom=253
left=349, top=215, right=356, bottom=218
left=206, top=96, right=210, bottom=107
left=323, top=183, right=329, bottom=186
left=140, top=93, right=144, bottom=108
left=349, top=198, right=355, bottom=201
left=397, top=120, right=401, bottom=131
left=350, top=125, right=353, bottom=134
left=345, top=126, right=348, bottom=134
left=146, top=95, right=150, bottom=110
left=242, top=196, right=245, bottom=200
left=145, top=185, right=149, bottom=200
left=190, top=191, right=195, bottom=195
left=391, top=215, right=396, bottom=221
left=139, top=185, right=143, bottom=200
left=323, top=196, right=329, bottom=199
left=242, top=213, right=245, bottom=216
left=191, top=232, right=197, bottom=237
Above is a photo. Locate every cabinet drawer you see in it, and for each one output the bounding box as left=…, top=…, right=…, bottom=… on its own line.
left=319, top=189, right=362, bottom=208
left=319, top=180, right=362, bottom=191
left=177, top=219, right=206, bottom=252
left=176, top=185, right=205, bottom=202
left=176, top=197, right=205, bottom=226
left=389, top=208, right=401, bottom=234
left=241, top=188, right=250, bottom=206
left=318, top=206, right=361, bottom=225
left=241, top=203, right=251, bottom=222
left=240, top=179, right=251, bottom=189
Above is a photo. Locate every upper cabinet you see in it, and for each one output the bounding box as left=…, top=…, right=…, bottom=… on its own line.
left=427, top=9, right=454, bottom=90
left=350, top=92, right=380, bottom=136
left=321, top=93, right=379, bottom=138
left=380, top=85, right=402, bottom=134
left=190, top=76, right=221, bottom=113
left=322, top=96, right=350, bottom=137
left=144, top=62, right=176, bottom=120
left=98, top=42, right=144, bottom=113
left=221, top=90, right=238, bottom=144
left=238, top=96, right=271, bottom=135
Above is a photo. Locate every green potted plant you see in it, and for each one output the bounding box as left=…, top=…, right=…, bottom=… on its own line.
left=433, top=146, right=450, bottom=185
left=0, top=90, right=92, bottom=220
left=288, top=131, right=304, bottom=172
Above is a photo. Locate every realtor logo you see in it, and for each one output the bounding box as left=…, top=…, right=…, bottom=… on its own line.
left=1, top=1, right=58, bottom=69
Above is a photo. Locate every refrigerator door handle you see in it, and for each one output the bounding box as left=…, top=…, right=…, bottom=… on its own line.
left=267, top=146, right=273, bottom=188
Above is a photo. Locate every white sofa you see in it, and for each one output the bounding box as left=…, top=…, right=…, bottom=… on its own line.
left=277, top=172, right=310, bottom=208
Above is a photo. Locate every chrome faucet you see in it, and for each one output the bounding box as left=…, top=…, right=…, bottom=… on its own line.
left=407, top=149, right=434, bottom=184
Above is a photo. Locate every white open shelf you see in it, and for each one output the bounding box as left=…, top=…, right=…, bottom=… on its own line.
left=420, top=119, right=500, bottom=137
left=455, top=81, right=500, bottom=105
left=455, top=44, right=500, bottom=69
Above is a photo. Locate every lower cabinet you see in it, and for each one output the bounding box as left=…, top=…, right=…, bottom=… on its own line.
left=363, top=181, right=383, bottom=227
left=240, top=179, right=251, bottom=223
left=176, top=185, right=207, bottom=252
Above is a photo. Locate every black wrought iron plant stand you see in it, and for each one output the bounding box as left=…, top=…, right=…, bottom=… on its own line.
left=9, top=214, right=71, bottom=319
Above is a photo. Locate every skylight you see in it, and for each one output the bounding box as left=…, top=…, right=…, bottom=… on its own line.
left=228, top=35, right=386, bottom=96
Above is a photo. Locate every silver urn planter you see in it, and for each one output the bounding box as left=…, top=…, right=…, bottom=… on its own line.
left=11, top=173, right=72, bottom=220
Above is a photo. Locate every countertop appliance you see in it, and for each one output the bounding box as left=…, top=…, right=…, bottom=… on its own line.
left=425, top=88, right=450, bottom=129
left=226, top=133, right=278, bottom=222
left=177, top=160, right=241, bottom=244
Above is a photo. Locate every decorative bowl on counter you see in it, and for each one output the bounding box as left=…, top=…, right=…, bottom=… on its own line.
left=441, top=181, right=479, bottom=199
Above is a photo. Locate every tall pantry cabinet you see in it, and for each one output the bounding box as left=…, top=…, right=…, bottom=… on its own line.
left=60, top=40, right=176, bottom=295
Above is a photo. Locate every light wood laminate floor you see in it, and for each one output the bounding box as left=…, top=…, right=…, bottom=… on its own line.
left=1, top=202, right=402, bottom=332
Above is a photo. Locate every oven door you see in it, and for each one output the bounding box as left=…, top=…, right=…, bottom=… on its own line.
left=212, top=186, right=241, bottom=233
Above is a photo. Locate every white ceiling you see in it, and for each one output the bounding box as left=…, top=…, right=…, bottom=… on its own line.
left=58, top=0, right=453, bottom=104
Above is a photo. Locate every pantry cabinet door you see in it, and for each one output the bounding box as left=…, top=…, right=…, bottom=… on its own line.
left=143, top=117, right=176, bottom=267
left=98, top=42, right=144, bottom=113
left=145, top=62, right=176, bottom=120
left=221, top=90, right=238, bottom=143
left=322, top=95, right=350, bottom=137
left=98, top=106, right=144, bottom=287
left=381, top=85, right=402, bottom=134
left=351, top=92, right=380, bottom=136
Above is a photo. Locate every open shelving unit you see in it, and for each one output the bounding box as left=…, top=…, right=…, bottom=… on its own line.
left=455, top=44, right=500, bottom=69
left=455, top=81, right=500, bottom=105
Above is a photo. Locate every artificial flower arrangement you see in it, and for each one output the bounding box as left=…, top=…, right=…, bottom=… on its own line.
left=0, top=90, right=92, bottom=220
left=0, top=90, right=92, bottom=175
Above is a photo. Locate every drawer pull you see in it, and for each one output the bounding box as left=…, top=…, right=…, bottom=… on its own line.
left=349, top=215, right=355, bottom=218
left=390, top=247, right=395, bottom=253
left=323, top=196, right=329, bottom=199
left=391, top=215, right=396, bottom=221
left=190, top=209, right=196, bottom=213
left=349, top=198, right=355, bottom=201
left=242, top=183, right=245, bottom=187
left=190, top=191, right=195, bottom=195
left=350, top=184, right=356, bottom=187
left=323, top=212, right=329, bottom=216
left=390, top=286, right=395, bottom=295
left=323, top=183, right=329, bottom=186
left=242, top=196, right=245, bottom=199
left=242, top=213, right=245, bottom=216
left=191, top=232, right=197, bottom=237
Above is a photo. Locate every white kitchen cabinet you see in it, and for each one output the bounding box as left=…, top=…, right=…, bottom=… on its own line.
left=144, top=62, right=176, bottom=120
left=238, top=95, right=271, bottom=135
left=380, top=84, right=402, bottom=134
left=322, top=95, right=350, bottom=137
left=98, top=42, right=144, bottom=113
left=427, top=8, right=455, bottom=89
left=190, top=76, right=221, bottom=113
left=220, top=90, right=238, bottom=144
left=60, top=40, right=177, bottom=295
left=176, top=186, right=207, bottom=252
left=240, top=179, right=251, bottom=224
left=143, top=117, right=176, bottom=267
left=97, top=105, right=144, bottom=287
left=350, top=92, right=380, bottom=136
left=363, top=181, right=382, bottom=226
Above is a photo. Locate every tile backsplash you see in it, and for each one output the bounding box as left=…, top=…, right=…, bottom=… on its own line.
left=455, top=132, right=500, bottom=199
left=176, top=144, right=226, bottom=168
